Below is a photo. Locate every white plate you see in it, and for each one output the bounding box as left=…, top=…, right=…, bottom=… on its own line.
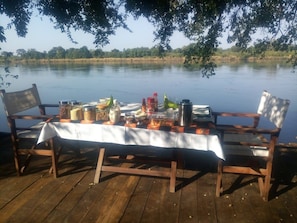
left=120, top=103, right=142, bottom=112
left=192, top=105, right=211, bottom=116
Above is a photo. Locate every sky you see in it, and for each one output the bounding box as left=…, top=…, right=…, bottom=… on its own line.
left=1, top=13, right=198, bottom=54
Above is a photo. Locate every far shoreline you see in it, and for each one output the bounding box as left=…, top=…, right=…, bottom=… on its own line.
left=2, top=55, right=291, bottom=66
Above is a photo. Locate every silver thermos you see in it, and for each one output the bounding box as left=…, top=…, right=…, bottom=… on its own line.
left=178, top=99, right=193, bottom=127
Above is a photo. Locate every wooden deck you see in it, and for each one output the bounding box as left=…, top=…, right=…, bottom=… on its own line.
left=1, top=133, right=297, bottom=223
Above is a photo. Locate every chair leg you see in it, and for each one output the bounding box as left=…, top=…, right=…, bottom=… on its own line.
left=216, top=159, right=223, bottom=197
left=258, top=176, right=264, bottom=196
left=11, top=139, right=21, bottom=176
left=262, top=174, right=271, bottom=201
left=13, top=152, right=21, bottom=176
left=20, top=154, right=33, bottom=173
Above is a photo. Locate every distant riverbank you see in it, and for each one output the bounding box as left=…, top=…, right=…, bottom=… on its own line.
left=3, top=55, right=290, bottom=66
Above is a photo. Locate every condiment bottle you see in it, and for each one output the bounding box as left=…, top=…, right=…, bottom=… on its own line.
left=141, top=98, right=146, bottom=113
left=109, top=99, right=121, bottom=123
left=146, top=97, right=155, bottom=115
left=153, top=92, right=158, bottom=111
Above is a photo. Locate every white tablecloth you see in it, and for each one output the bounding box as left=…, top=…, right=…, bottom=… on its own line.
left=37, top=122, right=225, bottom=160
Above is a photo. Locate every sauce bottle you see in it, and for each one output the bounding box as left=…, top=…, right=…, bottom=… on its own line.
left=153, top=92, right=158, bottom=112
left=141, top=98, right=146, bottom=113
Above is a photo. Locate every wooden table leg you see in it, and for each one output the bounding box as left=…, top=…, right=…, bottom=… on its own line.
left=94, top=147, right=105, bottom=184
left=169, top=161, right=177, bottom=193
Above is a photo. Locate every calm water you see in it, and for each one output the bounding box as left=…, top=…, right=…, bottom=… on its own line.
left=1, top=63, right=296, bottom=143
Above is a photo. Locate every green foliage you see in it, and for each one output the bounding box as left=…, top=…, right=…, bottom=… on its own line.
left=1, top=0, right=297, bottom=73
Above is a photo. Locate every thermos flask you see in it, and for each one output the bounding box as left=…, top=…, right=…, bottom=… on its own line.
left=178, top=99, right=193, bottom=127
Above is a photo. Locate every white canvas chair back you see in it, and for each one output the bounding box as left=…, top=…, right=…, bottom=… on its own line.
left=1, top=84, right=41, bottom=116
left=257, top=91, right=290, bottom=128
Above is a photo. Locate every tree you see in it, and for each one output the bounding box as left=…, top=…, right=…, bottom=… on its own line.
left=1, top=0, right=297, bottom=75
left=16, top=49, right=27, bottom=58
left=48, top=46, right=66, bottom=59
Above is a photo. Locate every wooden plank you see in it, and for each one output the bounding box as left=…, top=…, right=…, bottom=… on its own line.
left=178, top=169, right=199, bottom=223
left=214, top=173, right=237, bottom=222
left=77, top=160, right=140, bottom=223
left=59, top=171, right=111, bottom=222
left=29, top=171, right=90, bottom=222
left=0, top=174, right=55, bottom=222
left=196, top=172, right=218, bottom=223
left=45, top=169, right=105, bottom=222
left=1, top=171, right=87, bottom=222
left=119, top=176, right=154, bottom=222
left=95, top=175, right=140, bottom=223
left=140, top=167, right=181, bottom=223
left=268, top=182, right=297, bottom=222
left=0, top=174, right=42, bottom=209
left=227, top=175, right=269, bottom=222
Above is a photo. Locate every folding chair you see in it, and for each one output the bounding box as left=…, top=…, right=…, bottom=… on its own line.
left=213, top=90, right=290, bottom=201
left=0, top=84, right=60, bottom=177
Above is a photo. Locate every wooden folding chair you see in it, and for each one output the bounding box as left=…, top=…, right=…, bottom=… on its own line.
left=213, top=90, right=290, bottom=201
left=0, top=84, right=60, bottom=177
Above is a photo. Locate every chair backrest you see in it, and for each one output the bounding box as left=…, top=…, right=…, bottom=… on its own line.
left=257, top=90, right=290, bottom=128
left=0, top=84, right=42, bottom=116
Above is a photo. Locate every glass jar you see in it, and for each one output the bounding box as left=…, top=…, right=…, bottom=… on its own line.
left=70, top=101, right=82, bottom=121
left=109, top=100, right=121, bottom=123
left=59, top=100, right=71, bottom=119
left=83, top=106, right=96, bottom=121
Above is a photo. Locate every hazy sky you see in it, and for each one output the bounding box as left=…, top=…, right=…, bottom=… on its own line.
left=1, top=13, right=197, bottom=53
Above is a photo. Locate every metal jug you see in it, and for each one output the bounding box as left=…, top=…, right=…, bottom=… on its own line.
left=178, top=99, right=193, bottom=127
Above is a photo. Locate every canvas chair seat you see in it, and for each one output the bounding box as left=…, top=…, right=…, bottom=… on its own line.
left=16, top=122, right=46, bottom=138
left=223, top=133, right=269, bottom=156
left=214, top=90, right=290, bottom=201
left=0, top=84, right=60, bottom=177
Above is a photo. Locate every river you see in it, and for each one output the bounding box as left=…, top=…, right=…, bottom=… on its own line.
left=1, top=62, right=296, bottom=143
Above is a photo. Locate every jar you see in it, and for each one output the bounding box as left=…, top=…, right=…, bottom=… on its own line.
left=109, top=100, right=121, bottom=123
left=83, top=106, right=96, bottom=121
left=96, top=106, right=109, bottom=121
left=59, top=100, right=71, bottom=119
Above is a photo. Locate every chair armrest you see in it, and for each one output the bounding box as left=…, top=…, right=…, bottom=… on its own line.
left=217, top=125, right=279, bottom=134
left=38, top=103, right=59, bottom=115
left=9, top=114, right=57, bottom=120
left=213, top=111, right=260, bottom=128
left=212, top=111, right=260, bottom=118
left=40, top=104, right=59, bottom=108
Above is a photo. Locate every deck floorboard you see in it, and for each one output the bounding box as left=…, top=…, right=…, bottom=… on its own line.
left=0, top=135, right=297, bottom=223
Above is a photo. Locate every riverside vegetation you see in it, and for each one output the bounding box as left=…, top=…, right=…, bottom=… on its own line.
left=0, top=45, right=294, bottom=65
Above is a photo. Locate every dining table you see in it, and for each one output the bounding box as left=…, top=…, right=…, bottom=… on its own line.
left=37, top=104, right=225, bottom=192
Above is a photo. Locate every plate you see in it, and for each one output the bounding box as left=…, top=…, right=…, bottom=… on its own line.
left=192, top=105, right=211, bottom=116
left=120, top=103, right=142, bottom=112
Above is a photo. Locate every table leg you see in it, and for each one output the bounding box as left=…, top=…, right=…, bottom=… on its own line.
left=94, top=147, right=105, bottom=184
left=169, top=161, right=177, bottom=193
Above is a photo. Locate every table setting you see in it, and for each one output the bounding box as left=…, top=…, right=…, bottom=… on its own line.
left=36, top=93, right=224, bottom=192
